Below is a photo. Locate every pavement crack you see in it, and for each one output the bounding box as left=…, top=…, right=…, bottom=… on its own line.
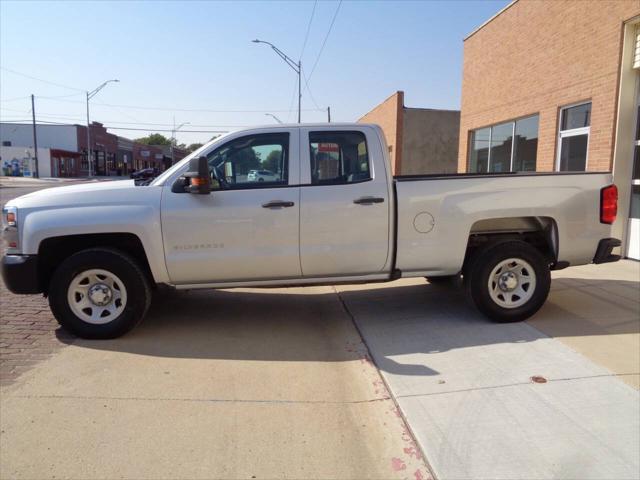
left=7, top=393, right=392, bottom=405
left=395, top=372, right=640, bottom=399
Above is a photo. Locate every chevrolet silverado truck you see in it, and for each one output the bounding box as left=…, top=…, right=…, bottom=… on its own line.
left=1, top=124, right=621, bottom=338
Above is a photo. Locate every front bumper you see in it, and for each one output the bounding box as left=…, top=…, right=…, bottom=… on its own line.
left=593, top=238, right=621, bottom=264
left=1, top=255, right=41, bottom=294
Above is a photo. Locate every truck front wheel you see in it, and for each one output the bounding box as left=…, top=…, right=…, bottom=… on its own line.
left=48, top=248, right=152, bottom=339
left=465, top=241, right=551, bottom=323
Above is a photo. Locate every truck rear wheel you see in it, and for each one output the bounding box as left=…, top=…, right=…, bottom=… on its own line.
left=464, top=241, right=550, bottom=323
left=48, top=248, right=151, bottom=339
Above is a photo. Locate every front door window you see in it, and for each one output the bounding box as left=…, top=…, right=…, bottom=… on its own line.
left=206, top=133, right=288, bottom=189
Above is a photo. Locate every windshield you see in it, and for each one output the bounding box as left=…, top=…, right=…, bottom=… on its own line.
left=150, top=132, right=233, bottom=186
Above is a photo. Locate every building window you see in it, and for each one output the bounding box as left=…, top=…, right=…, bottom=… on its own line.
left=81, top=150, right=89, bottom=170
left=469, top=115, right=539, bottom=173
left=557, top=102, right=591, bottom=171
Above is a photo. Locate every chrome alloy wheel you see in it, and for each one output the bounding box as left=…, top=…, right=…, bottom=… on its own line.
left=488, top=258, right=536, bottom=309
left=67, top=269, right=127, bottom=324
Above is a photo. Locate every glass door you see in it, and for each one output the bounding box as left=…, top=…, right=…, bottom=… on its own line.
left=627, top=76, right=640, bottom=260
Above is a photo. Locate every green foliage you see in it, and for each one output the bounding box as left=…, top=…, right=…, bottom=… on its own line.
left=187, top=143, right=204, bottom=153
left=232, top=147, right=261, bottom=175
left=262, top=149, right=282, bottom=173
left=134, top=133, right=172, bottom=146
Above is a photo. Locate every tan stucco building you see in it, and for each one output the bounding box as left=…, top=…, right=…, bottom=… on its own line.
left=458, top=0, right=640, bottom=259
left=359, top=91, right=460, bottom=175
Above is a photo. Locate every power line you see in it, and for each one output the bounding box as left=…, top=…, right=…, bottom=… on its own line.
left=285, top=75, right=299, bottom=123
left=308, top=0, right=343, bottom=82
left=0, top=95, right=32, bottom=103
left=0, top=120, right=230, bottom=134
left=302, top=68, right=321, bottom=110
left=0, top=67, right=85, bottom=92
left=37, top=96, right=325, bottom=113
left=1, top=116, right=248, bottom=128
left=102, top=126, right=231, bottom=133
left=38, top=92, right=85, bottom=99
left=300, top=0, right=318, bottom=60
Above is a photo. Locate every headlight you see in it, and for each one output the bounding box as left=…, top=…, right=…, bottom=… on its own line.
left=2, top=206, right=19, bottom=251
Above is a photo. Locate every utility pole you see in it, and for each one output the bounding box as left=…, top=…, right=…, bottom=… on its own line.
left=298, top=60, right=302, bottom=123
left=171, top=120, right=190, bottom=165
left=86, top=91, right=91, bottom=177
left=86, top=79, right=119, bottom=177
left=327, top=106, right=331, bottom=123
left=171, top=116, right=175, bottom=167
left=30, top=94, right=39, bottom=178
left=252, top=39, right=302, bottom=123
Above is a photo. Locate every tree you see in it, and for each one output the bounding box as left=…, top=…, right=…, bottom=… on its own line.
left=262, top=149, right=282, bottom=173
left=134, top=133, right=172, bottom=145
left=231, top=147, right=261, bottom=175
left=187, top=143, right=204, bottom=153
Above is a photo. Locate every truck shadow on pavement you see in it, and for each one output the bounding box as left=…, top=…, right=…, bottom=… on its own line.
left=56, top=276, right=640, bottom=379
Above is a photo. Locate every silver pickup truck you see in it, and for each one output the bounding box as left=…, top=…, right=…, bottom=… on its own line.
left=1, top=124, right=621, bottom=338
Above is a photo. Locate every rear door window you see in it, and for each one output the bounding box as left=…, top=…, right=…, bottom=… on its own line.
left=308, top=131, right=370, bottom=185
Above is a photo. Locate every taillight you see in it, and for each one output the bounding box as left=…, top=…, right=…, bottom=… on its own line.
left=600, top=184, right=618, bottom=224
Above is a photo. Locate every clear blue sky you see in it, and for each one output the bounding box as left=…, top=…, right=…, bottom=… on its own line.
left=0, top=0, right=509, bottom=145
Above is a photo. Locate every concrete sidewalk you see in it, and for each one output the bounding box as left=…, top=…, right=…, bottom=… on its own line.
left=0, top=287, right=430, bottom=480
left=337, top=260, right=639, bottom=480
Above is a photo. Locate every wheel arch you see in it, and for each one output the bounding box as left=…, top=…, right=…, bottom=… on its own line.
left=464, top=216, right=559, bottom=273
left=37, top=233, right=156, bottom=294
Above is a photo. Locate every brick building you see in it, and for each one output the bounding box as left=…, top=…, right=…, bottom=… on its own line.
left=76, top=122, right=118, bottom=176
left=458, top=0, right=640, bottom=259
left=359, top=91, right=460, bottom=175
left=132, top=143, right=165, bottom=171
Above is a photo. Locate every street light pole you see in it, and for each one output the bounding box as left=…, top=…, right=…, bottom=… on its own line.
left=31, top=94, right=39, bottom=178
left=252, top=39, right=301, bottom=123
left=86, top=79, right=119, bottom=177
left=265, top=113, right=283, bottom=124
left=171, top=121, right=190, bottom=165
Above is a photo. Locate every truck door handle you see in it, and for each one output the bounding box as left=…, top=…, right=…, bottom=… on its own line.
left=262, top=200, right=295, bottom=208
left=353, top=196, right=385, bottom=205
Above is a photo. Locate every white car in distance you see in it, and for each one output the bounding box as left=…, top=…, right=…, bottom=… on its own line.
left=247, top=170, right=279, bottom=182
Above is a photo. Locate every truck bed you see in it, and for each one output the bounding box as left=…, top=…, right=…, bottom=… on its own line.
left=393, top=171, right=614, bottom=277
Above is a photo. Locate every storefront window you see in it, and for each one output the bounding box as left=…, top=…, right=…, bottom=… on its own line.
left=557, top=102, right=591, bottom=171
left=489, top=122, right=513, bottom=172
left=468, top=115, right=538, bottom=173
left=513, top=116, right=539, bottom=171
left=469, top=128, right=490, bottom=173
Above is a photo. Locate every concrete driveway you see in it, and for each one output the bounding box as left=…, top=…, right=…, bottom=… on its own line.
left=0, top=286, right=430, bottom=480
left=337, top=260, right=639, bottom=480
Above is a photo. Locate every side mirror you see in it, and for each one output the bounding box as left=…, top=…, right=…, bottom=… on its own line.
left=184, top=156, right=210, bottom=194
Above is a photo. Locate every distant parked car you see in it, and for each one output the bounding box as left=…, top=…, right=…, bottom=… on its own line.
left=130, top=168, right=158, bottom=180
left=247, top=169, right=278, bottom=182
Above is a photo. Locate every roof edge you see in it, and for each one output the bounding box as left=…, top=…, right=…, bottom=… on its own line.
left=464, top=0, right=518, bottom=41
left=357, top=90, right=404, bottom=121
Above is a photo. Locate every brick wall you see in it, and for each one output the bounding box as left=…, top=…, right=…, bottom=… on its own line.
left=458, top=0, right=640, bottom=173
left=359, top=91, right=404, bottom=174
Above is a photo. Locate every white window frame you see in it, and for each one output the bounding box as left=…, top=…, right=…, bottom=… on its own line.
left=555, top=101, right=591, bottom=171
left=469, top=114, right=539, bottom=173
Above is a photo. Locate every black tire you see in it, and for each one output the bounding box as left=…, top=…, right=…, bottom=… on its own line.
left=425, top=275, right=459, bottom=285
left=464, top=240, right=551, bottom=323
left=48, top=248, right=152, bottom=339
